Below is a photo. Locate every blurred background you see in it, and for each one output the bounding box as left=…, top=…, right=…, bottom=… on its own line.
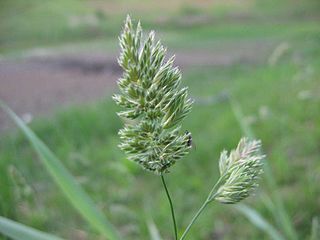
left=0, top=0, right=319, bottom=239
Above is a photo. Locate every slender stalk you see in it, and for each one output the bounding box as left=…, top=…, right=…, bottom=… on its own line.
left=179, top=199, right=210, bottom=240
left=161, top=173, right=178, bottom=240
left=179, top=177, right=223, bottom=240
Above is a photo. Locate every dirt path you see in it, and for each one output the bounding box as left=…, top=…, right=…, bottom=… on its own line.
left=0, top=52, right=121, bottom=133
left=0, top=41, right=272, bottom=132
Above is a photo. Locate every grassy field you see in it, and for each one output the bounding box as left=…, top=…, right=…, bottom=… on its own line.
left=1, top=0, right=320, bottom=239
left=1, top=0, right=319, bottom=53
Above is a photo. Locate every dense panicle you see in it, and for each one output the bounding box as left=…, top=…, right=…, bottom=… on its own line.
left=114, top=16, right=193, bottom=174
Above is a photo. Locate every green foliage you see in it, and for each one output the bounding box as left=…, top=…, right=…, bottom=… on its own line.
left=146, top=217, right=162, bottom=240
left=0, top=101, right=120, bottom=240
left=310, top=217, right=319, bottom=240
left=234, top=204, right=285, bottom=240
left=0, top=216, right=62, bottom=240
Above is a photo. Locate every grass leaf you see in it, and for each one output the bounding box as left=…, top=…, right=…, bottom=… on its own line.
left=310, top=217, right=319, bottom=240
left=0, top=216, right=63, bottom=240
left=0, top=101, right=121, bottom=240
left=235, top=204, right=285, bottom=240
left=147, top=218, right=162, bottom=240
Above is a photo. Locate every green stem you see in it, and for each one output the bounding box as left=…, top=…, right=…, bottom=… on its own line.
left=179, top=199, right=210, bottom=240
left=161, top=173, right=178, bottom=240
left=179, top=177, right=224, bottom=240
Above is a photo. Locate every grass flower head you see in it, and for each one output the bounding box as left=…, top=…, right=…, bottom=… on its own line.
left=215, top=138, right=265, bottom=204
left=113, top=16, right=193, bottom=174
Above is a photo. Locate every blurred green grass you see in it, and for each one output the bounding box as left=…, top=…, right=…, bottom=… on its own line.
left=1, top=0, right=320, bottom=239
left=1, top=0, right=319, bottom=53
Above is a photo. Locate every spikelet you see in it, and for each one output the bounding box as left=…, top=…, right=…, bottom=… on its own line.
left=113, top=16, right=193, bottom=174
left=215, top=138, right=264, bottom=204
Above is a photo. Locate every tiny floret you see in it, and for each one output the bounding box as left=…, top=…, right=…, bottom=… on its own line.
left=215, top=138, right=264, bottom=204
left=114, top=16, right=193, bottom=174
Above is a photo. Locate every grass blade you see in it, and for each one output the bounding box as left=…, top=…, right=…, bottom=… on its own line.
left=144, top=201, right=162, bottom=240
left=229, top=96, right=298, bottom=240
left=0, top=216, right=63, bottom=240
left=147, top=218, right=162, bottom=240
left=235, top=204, right=285, bottom=240
left=0, top=101, right=120, bottom=240
left=310, top=217, right=319, bottom=240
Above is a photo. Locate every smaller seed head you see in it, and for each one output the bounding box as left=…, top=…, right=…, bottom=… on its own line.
left=215, top=138, right=265, bottom=204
